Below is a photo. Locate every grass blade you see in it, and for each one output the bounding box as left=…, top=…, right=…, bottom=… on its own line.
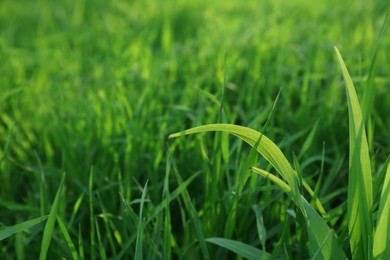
left=334, top=47, right=373, bottom=259
left=57, top=216, right=79, bottom=260
left=170, top=123, right=346, bottom=259
left=206, top=237, right=272, bottom=260
left=135, top=180, right=149, bottom=260
left=0, top=216, right=48, bottom=241
left=170, top=124, right=300, bottom=200
left=373, top=162, right=390, bottom=259
left=39, top=173, right=66, bottom=260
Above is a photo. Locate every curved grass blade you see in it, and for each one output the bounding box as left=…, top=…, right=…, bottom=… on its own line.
left=0, top=216, right=48, bottom=241
left=334, top=47, right=373, bottom=259
left=170, top=123, right=346, bottom=259
left=205, top=237, right=273, bottom=260
left=39, top=173, right=66, bottom=260
left=373, top=162, right=390, bottom=259
left=169, top=124, right=300, bottom=201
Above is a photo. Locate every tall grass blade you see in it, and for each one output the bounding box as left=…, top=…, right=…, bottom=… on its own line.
left=175, top=170, right=210, bottom=260
left=39, top=173, right=66, bottom=260
left=0, top=216, right=48, bottom=241
left=57, top=216, right=79, bottom=260
left=334, top=47, right=373, bottom=260
left=361, top=10, right=389, bottom=123
left=373, top=162, right=390, bottom=259
left=135, top=180, right=148, bottom=260
left=206, top=237, right=272, bottom=260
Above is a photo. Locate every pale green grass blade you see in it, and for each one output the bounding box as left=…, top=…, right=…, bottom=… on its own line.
left=39, top=173, right=66, bottom=260
left=251, top=167, right=291, bottom=193
left=57, top=216, right=79, bottom=260
left=169, top=124, right=300, bottom=200
left=0, top=216, right=48, bottom=241
left=334, top=47, right=373, bottom=259
left=135, top=180, right=148, bottom=260
left=206, top=237, right=273, bottom=260
left=373, top=162, right=390, bottom=259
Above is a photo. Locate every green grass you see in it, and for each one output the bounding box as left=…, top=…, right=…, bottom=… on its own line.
left=0, top=0, right=389, bottom=259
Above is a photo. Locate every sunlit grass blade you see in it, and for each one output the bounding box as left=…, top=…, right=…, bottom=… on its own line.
left=206, top=237, right=273, bottom=260
left=334, top=47, right=373, bottom=259
left=135, top=180, right=148, bottom=260
left=170, top=124, right=346, bottom=259
left=251, top=167, right=291, bottom=193
left=0, top=216, right=48, bottom=241
left=169, top=124, right=300, bottom=200
left=39, top=173, right=66, bottom=260
left=373, top=162, right=390, bottom=259
left=57, top=216, right=79, bottom=260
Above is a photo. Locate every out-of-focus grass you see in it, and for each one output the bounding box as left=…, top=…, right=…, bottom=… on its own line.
left=0, top=0, right=389, bottom=258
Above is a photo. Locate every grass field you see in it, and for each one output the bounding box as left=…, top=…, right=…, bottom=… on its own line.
left=1, top=0, right=390, bottom=259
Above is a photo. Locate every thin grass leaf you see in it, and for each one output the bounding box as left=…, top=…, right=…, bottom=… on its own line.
left=39, top=173, right=66, bottom=260
left=334, top=47, right=373, bottom=260
left=251, top=167, right=291, bottom=193
left=175, top=170, right=210, bottom=260
left=373, top=162, right=390, bottom=259
left=205, top=237, right=273, bottom=260
left=252, top=205, right=267, bottom=250
left=95, top=218, right=107, bottom=260
left=135, top=180, right=148, bottom=260
left=89, top=167, right=95, bottom=260
left=0, top=216, right=48, bottom=241
left=57, top=216, right=79, bottom=260
left=361, top=10, right=389, bottom=123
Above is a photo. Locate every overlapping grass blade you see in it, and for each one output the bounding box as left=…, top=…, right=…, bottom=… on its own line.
left=39, top=173, right=66, bottom=260
left=0, top=216, right=48, bottom=241
left=170, top=124, right=346, bottom=259
left=334, top=47, right=373, bottom=259
left=205, top=237, right=272, bottom=260
left=169, top=124, right=300, bottom=200
left=373, top=162, right=390, bottom=259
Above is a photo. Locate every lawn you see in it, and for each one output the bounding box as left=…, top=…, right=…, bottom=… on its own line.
left=0, top=0, right=389, bottom=259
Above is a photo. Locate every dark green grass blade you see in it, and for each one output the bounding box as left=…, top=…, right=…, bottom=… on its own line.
left=373, top=162, right=390, bottom=259
left=39, top=173, right=66, bottom=260
left=334, top=47, right=373, bottom=260
left=135, top=180, right=148, bottom=260
left=206, top=237, right=273, bottom=260
left=57, top=216, right=79, bottom=260
left=0, top=216, right=48, bottom=241
left=175, top=170, right=210, bottom=260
